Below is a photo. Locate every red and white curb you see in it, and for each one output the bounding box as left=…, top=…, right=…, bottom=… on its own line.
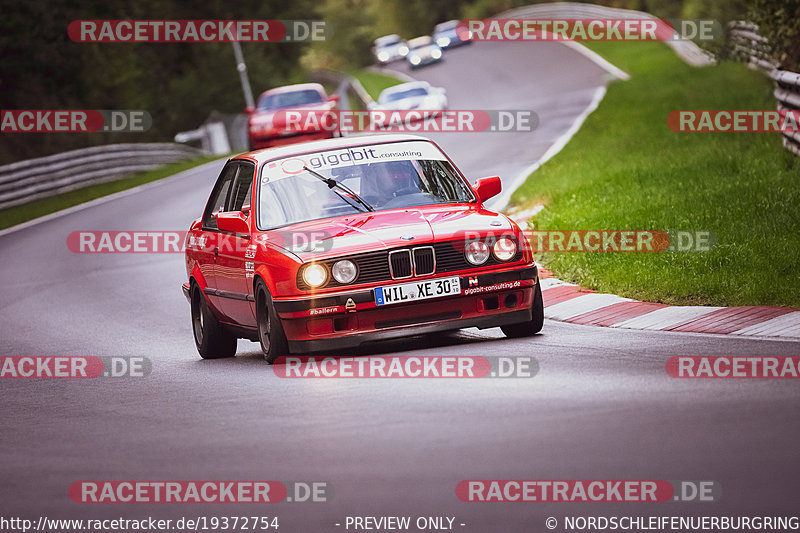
left=537, top=267, right=800, bottom=339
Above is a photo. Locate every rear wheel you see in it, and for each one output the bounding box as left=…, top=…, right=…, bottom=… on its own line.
left=255, top=280, right=289, bottom=363
left=191, top=284, right=237, bottom=359
left=501, top=281, right=544, bottom=338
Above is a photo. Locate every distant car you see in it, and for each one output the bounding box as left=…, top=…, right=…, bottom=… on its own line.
left=373, top=34, right=409, bottom=65
left=246, top=83, right=339, bottom=151
left=405, top=36, right=443, bottom=69
left=372, top=81, right=448, bottom=112
left=183, top=134, right=543, bottom=361
left=433, top=20, right=472, bottom=49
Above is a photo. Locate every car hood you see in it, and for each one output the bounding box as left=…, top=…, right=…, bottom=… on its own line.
left=374, top=95, right=438, bottom=111
left=411, top=46, right=436, bottom=58
left=266, top=205, right=513, bottom=262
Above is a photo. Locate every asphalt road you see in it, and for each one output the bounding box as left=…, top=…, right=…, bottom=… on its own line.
left=2, top=41, right=799, bottom=532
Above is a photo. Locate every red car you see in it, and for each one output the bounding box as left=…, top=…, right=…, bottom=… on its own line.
left=246, top=82, right=339, bottom=150
left=183, top=134, right=543, bottom=361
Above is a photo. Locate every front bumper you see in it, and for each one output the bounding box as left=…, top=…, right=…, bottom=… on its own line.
left=274, top=264, right=538, bottom=353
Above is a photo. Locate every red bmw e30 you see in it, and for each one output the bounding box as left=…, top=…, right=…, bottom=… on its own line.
left=183, top=133, right=543, bottom=361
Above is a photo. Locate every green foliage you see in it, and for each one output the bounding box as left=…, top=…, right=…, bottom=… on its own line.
left=0, top=0, right=316, bottom=164
left=747, top=0, right=800, bottom=70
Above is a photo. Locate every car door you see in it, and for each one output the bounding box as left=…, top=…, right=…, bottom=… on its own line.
left=198, top=162, right=239, bottom=316
left=215, top=161, right=257, bottom=327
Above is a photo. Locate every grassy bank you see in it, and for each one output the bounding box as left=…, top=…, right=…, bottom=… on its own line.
left=350, top=69, right=404, bottom=102
left=510, top=41, right=800, bottom=307
left=0, top=155, right=222, bottom=231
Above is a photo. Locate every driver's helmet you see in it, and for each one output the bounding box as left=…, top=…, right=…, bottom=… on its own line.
left=374, top=160, right=418, bottom=195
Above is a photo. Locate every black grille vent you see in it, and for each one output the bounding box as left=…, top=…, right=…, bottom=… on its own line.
left=389, top=250, right=412, bottom=279
left=413, top=247, right=435, bottom=276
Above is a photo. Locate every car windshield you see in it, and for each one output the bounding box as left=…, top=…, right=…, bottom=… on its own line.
left=257, top=142, right=474, bottom=229
left=382, top=87, right=429, bottom=103
left=257, top=89, right=323, bottom=110
left=377, top=37, right=400, bottom=47
left=409, top=37, right=432, bottom=49
left=435, top=22, right=457, bottom=33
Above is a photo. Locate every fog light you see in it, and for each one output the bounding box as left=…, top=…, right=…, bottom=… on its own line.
left=493, top=237, right=517, bottom=261
left=332, top=259, right=357, bottom=284
left=465, top=241, right=490, bottom=265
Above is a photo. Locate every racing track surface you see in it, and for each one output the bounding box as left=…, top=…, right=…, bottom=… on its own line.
left=2, top=41, right=800, bottom=531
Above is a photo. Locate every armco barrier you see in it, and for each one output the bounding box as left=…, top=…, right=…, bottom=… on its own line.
left=727, top=21, right=800, bottom=157
left=0, top=143, right=205, bottom=210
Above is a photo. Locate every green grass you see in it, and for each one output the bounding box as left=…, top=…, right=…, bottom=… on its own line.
left=509, top=41, right=800, bottom=307
left=350, top=69, right=404, bottom=102
left=0, top=154, right=222, bottom=231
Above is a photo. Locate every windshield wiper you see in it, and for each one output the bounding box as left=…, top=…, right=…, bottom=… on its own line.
left=303, top=165, right=374, bottom=212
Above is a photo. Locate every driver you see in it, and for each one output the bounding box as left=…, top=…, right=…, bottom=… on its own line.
left=362, top=160, right=420, bottom=206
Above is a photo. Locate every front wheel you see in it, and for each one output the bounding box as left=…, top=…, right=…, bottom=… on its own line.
left=191, top=284, right=237, bottom=359
left=255, top=280, right=289, bottom=363
left=501, top=281, right=544, bottom=338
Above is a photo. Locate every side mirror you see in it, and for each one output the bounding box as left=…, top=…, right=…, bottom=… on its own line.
left=216, top=212, right=250, bottom=237
left=473, top=176, right=501, bottom=203
left=244, top=106, right=254, bottom=114
left=328, top=94, right=340, bottom=104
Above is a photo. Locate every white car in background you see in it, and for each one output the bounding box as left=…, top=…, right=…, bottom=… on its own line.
left=371, top=81, right=448, bottom=112
left=405, top=36, right=443, bottom=69
left=373, top=34, right=409, bottom=65
left=433, top=20, right=473, bottom=49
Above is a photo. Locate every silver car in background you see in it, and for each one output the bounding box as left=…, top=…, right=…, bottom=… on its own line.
left=405, top=36, right=443, bottom=69
left=372, top=81, right=448, bottom=112
left=373, top=34, right=409, bottom=65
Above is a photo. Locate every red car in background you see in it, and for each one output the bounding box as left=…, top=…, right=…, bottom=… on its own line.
left=246, top=82, right=339, bottom=150
left=183, top=134, right=543, bottom=361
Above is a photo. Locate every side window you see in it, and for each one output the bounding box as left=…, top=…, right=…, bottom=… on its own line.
left=229, top=163, right=254, bottom=212
left=202, top=163, right=238, bottom=230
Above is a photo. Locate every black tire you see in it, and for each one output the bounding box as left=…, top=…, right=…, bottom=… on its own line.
left=501, top=281, right=544, bottom=338
left=191, top=284, right=237, bottom=359
left=255, top=280, right=289, bottom=363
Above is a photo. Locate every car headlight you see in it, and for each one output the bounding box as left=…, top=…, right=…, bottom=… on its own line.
left=302, top=263, right=328, bottom=288
left=398, top=45, right=409, bottom=56
left=431, top=48, right=442, bottom=59
left=377, top=51, right=389, bottom=62
left=332, top=259, right=357, bottom=284
left=409, top=55, right=421, bottom=65
left=436, top=37, right=450, bottom=47
left=493, top=237, right=517, bottom=261
left=465, top=241, right=490, bottom=265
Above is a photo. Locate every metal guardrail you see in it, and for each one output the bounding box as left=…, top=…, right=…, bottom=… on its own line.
left=727, top=21, right=800, bottom=157
left=0, top=143, right=205, bottom=210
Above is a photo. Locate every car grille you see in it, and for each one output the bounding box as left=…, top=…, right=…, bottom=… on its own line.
left=389, top=250, right=412, bottom=279
left=296, top=239, right=522, bottom=290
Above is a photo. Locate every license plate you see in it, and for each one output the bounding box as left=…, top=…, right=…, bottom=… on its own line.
left=374, top=276, right=461, bottom=306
